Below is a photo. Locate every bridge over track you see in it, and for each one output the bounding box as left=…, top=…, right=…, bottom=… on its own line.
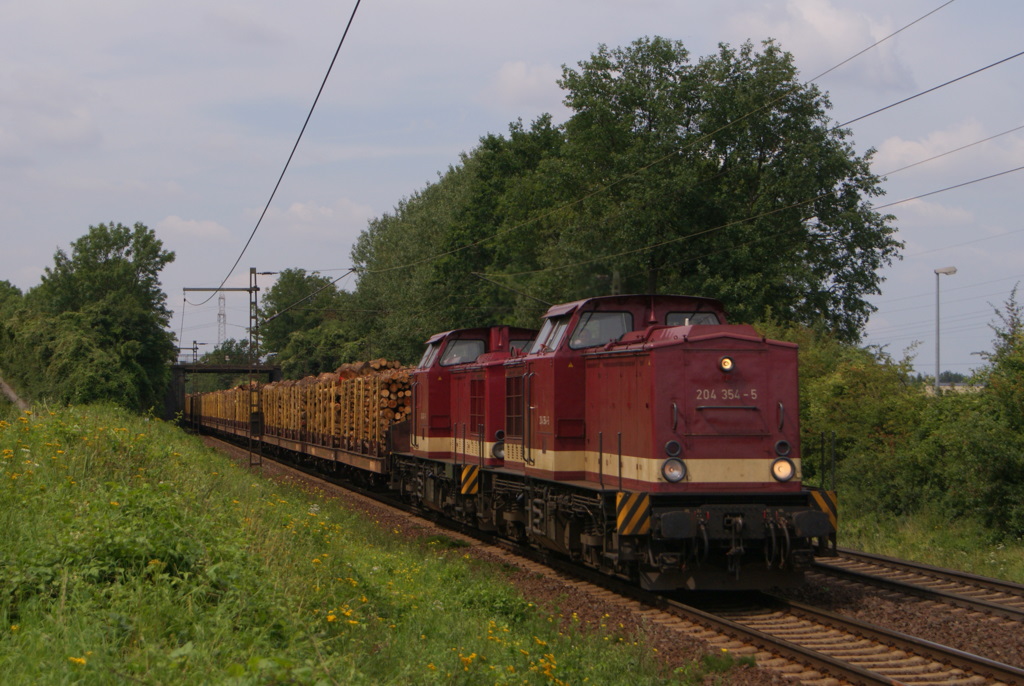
left=164, top=363, right=281, bottom=421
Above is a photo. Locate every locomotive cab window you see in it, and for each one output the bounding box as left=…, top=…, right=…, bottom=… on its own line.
left=569, top=311, right=633, bottom=349
left=417, top=343, right=441, bottom=369
left=439, top=339, right=486, bottom=366
left=529, top=317, right=570, bottom=354
left=666, top=311, right=720, bottom=326
left=510, top=338, right=533, bottom=354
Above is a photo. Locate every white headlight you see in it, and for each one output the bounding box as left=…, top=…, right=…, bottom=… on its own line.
left=662, top=458, right=687, bottom=483
left=491, top=442, right=505, bottom=460
left=771, top=457, right=795, bottom=482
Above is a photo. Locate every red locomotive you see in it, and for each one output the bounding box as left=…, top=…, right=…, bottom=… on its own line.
left=187, top=294, right=837, bottom=590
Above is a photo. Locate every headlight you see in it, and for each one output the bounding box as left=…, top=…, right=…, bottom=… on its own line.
left=775, top=440, right=791, bottom=456
left=771, top=457, right=795, bottom=482
left=719, top=356, right=735, bottom=372
left=491, top=441, right=505, bottom=460
left=662, top=458, right=686, bottom=483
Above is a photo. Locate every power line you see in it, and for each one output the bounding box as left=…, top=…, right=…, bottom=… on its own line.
left=878, top=123, right=1024, bottom=177
left=806, top=0, right=957, bottom=83
left=838, top=49, right=1024, bottom=128
left=262, top=270, right=355, bottom=324
left=187, top=0, right=363, bottom=308
left=875, top=164, right=1024, bottom=210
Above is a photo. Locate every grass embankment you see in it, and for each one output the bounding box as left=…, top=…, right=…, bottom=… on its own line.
left=0, top=405, right=736, bottom=685
left=841, top=510, right=1024, bottom=583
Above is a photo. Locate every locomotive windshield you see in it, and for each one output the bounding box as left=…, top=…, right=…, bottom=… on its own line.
left=439, top=339, right=486, bottom=366
left=510, top=338, right=533, bottom=353
left=569, top=311, right=633, bottom=349
left=666, top=311, right=720, bottom=326
left=529, top=317, right=570, bottom=354
left=417, top=343, right=441, bottom=369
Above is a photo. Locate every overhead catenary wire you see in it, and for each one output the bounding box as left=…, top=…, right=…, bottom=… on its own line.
left=838, top=49, right=1024, bottom=128
left=184, top=0, right=362, bottom=308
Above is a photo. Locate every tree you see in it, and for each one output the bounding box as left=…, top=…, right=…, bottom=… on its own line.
left=347, top=37, right=901, bottom=355
left=9, top=222, right=176, bottom=412
left=542, top=38, right=900, bottom=340
left=0, top=281, right=24, bottom=378
left=259, top=269, right=346, bottom=356
left=981, top=286, right=1024, bottom=431
left=349, top=116, right=565, bottom=361
left=278, top=320, right=365, bottom=379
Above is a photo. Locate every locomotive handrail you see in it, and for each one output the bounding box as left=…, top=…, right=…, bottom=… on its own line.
left=695, top=405, right=758, bottom=411
left=409, top=380, right=419, bottom=448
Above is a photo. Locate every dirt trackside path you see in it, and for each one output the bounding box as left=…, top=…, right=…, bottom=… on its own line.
left=0, top=374, right=29, bottom=411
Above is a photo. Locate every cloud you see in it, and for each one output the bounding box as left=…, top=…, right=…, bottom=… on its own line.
left=727, top=0, right=914, bottom=91
left=257, top=198, right=375, bottom=241
left=892, top=198, right=974, bottom=228
left=874, top=120, right=990, bottom=174
left=0, top=68, right=102, bottom=163
left=203, top=7, right=285, bottom=47
left=157, top=216, right=232, bottom=241
left=477, top=61, right=566, bottom=115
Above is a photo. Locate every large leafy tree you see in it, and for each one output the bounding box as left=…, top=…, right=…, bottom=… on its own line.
left=535, top=37, right=899, bottom=340
left=350, top=116, right=564, bottom=361
left=259, top=269, right=346, bottom=356
left=259, top=270, right=368, bottom=376
left=348, top=37, right=900, bottom=350
left=5, top=222, right=176, bottom=412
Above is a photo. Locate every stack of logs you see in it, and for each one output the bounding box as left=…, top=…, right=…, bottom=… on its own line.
left=336, top=358, right=412, bottom=424
left=254, top=358, right=412, bottom=450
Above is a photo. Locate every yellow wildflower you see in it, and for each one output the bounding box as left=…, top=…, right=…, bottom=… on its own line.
left=68, top=656, right=86, bottom=666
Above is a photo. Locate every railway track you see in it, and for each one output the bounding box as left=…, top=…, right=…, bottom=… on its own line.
left=677, top=593, right=1024, bottom=685
left=813, top=549, right=1024, bottom=622
left=206, top=436, right=1024, bottom=685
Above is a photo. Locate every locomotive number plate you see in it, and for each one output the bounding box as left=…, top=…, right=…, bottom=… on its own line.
left=696, top=388, right=758, bottom=401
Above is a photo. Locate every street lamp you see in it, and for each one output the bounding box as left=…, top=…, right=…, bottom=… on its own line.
left=934, top=266, right=957, bottom=393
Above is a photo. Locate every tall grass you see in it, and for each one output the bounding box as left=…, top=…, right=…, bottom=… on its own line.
left=1, top=405, right=729, bottom=684
left=841, top=508, right=1024, bottom=584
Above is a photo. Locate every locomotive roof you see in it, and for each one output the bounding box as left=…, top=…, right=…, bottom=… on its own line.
left=423, top=325, right=536, bottom=346
left=541, top=294, right=725, bottom=318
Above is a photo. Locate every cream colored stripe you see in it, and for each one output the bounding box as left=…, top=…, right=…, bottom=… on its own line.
left=411, top=436, right=802, bottom=485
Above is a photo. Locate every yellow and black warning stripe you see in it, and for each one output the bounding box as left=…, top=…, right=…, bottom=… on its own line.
left=616, top=492, right=651, bottom=536
left=460, top=465, right=481, bottom=495
left=810, top=488, right=838, bottom=532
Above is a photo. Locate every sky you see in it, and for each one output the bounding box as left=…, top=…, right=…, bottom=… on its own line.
left=2, top=0, right=1022, bottom=375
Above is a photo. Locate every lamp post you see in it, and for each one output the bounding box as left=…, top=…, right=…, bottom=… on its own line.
left=934, top=266, right=957, bottom=393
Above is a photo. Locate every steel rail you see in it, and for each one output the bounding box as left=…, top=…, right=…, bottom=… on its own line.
left=767, top=596, right=1024, bottom=686
left=832, top=547, right=1024, bottom=596
left=812, top=557, right=1024, bottom=622
left=660, top=597, right=902, bottom=686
